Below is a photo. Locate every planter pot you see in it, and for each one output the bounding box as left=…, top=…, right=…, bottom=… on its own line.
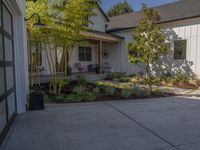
left=29, top=91, right=44, bottom=111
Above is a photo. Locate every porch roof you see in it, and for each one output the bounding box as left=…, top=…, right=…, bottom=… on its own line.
left=81, top=30, right=124, bottom=43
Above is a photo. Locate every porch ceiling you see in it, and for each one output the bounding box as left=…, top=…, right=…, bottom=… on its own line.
left=81, top=30, right=124, bottom=43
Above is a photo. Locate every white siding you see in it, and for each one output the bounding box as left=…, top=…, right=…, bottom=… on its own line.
left=110, top=29, right=144, bottom=75
left=103, top=42, right=124, bottom=73
left=111, top=17, right=200, bottom=77
left=89, top=8, right=107, bottom=32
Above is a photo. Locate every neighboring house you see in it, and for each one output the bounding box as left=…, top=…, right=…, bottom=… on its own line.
left=0, top=0, right=28, bottom=145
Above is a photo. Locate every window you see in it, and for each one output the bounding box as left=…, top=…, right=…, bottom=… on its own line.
left=78, top=47, right=92, bottom=61
left=174, top=40, right=187, bottom=59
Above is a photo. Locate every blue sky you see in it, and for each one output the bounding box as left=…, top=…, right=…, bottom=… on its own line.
left=101, top=0, right=178, bottom=12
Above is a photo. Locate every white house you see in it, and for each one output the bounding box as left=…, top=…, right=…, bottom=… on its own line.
left=0, top=0, right=28, bottom=145
left=30, top=0, right=200, bottom=81
left=1, top=0, right=200, bottom=145
left=107, top=0, right=200, bottom=77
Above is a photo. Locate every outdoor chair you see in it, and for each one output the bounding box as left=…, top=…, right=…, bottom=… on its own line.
left=76, top=63, right=86, bottom=72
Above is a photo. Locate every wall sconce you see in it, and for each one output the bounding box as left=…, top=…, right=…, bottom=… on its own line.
left=25, top=13, right=46, bottom=28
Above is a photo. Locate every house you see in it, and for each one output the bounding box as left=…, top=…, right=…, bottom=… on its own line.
left=107, top=0, right=200, bottom=77
left=28, top=5, right=125, bottom=83
left=29, top=0, right=200, bottom=82
left=1, top=0, right=200, bottom=145
left=0, top=0, right=28, bottom=145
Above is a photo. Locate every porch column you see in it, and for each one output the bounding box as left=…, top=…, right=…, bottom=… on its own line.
left=99, top=40, right=104, bottom=73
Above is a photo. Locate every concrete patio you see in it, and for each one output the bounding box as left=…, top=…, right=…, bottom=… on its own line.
left=2, top=96, right=200, bottom=150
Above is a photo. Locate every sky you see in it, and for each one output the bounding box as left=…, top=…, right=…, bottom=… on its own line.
left=101, top=0, right=178, bottom=12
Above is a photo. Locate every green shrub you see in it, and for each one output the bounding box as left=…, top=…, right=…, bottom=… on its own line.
left=113, top=78, right=119, bottom=82
left=105, top=86, right=115, bottom=96
left=141, top=88, right=150, bottom=97
left=66, top=94, right=82, bottom=103
left=77, top=75, right=87, bottom=85
left=73, top=85, right=86, bottom=95
left=131, top=86, right=141, bottom=96
left=175, top=71, right=188, bottom=84
left=55, top=94, right=66, bottom=103
left=82, top=92, right=97, bottom=102
left=93, top=87, right=100, bottom=96
left=106, top=73, right=116, bottom=80
left=121, top=89, right=132, bottom=98
left=44, top=95, right=50, bottom=102
left=66, top=92, right=97, bottom=103
left=119, top=77, right=130, bottom=82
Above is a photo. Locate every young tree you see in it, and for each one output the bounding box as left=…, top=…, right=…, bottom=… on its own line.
left=26, top=0, right=99, bottom=94
left=107, top=1, right=133, bottom=17
left=128, top=5, right=169, bottom=93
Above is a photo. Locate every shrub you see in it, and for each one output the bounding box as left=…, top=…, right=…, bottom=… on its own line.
left=77, top=75, right=87, bottom=85
left=44, top=95, right=50, bottom=102
left=105, top=86, right=115, bottom=96
left=66, top=92, right=97, bottom=103
left=93, top=87, right=100, bottom=96
left=119, top=77, right=130, bottom=82
left=73, top=85, right=86, bottom=95
left=106, top=73, right=116, bottom=80
left=121, top=89, right=132, bottom=98
left=113, top=78, right=119, bottom=82
left=66, top=94, right=82, bottom=103
left=55, top=94, right=66, bottom=103
left=82, top=92, right=97, bottom=102
left=175, top=71, right=188, bottom=84
left=131, top=86, right=141, bottom=96
left=141, top=88, right=150, bottom=97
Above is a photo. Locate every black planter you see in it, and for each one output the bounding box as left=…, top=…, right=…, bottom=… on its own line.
left=29, top=91, right=44, bottom=111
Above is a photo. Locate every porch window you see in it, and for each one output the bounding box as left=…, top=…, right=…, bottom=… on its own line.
left=78, top=47, right=91, bottom=61
left=174, top=40, right=186, bottom=60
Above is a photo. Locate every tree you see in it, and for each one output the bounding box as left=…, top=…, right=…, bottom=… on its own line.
left=26, top=0, right=99, bottom=94
left=107, top=1, right=133, bottom=17
left=128, top=5, right=169, bottom=93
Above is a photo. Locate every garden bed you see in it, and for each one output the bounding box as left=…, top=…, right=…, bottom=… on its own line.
left=38, top=76, right=176, bottom=104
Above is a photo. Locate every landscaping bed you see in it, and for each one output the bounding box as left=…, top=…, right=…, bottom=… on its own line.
left=106, top=72, right=200, bottom=90
left=38, top=75, right=175, bottom=104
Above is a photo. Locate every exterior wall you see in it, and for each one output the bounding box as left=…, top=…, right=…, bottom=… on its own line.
left=103, top=42, right=124, bottom=73
left=5, top=0, right=28, bottom=113
left=110, top=29, right=144, bottom=75
left=89, top=8, right=107, bottom=32
left=110, top=17, right=200, bottom=77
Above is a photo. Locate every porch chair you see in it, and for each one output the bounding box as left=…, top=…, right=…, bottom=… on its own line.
left=75, top=63, right=86, bottom=73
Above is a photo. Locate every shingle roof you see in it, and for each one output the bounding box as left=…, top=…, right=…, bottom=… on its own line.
left=106, top=0, right=200, bottom=32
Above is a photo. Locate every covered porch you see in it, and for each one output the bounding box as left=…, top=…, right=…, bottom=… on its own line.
left=28, top=30, right=124, bottom=84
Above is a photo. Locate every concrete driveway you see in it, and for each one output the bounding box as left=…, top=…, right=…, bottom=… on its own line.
left=2, top=96, right=200, bottom=150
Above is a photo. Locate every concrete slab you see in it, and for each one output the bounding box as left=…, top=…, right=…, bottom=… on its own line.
left=3, top=96, right=200, bottom=150
left=108, top=97, right=200, bottom=146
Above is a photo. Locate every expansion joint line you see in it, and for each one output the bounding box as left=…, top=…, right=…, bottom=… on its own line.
left=105, top=102, right=180, bottom=150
